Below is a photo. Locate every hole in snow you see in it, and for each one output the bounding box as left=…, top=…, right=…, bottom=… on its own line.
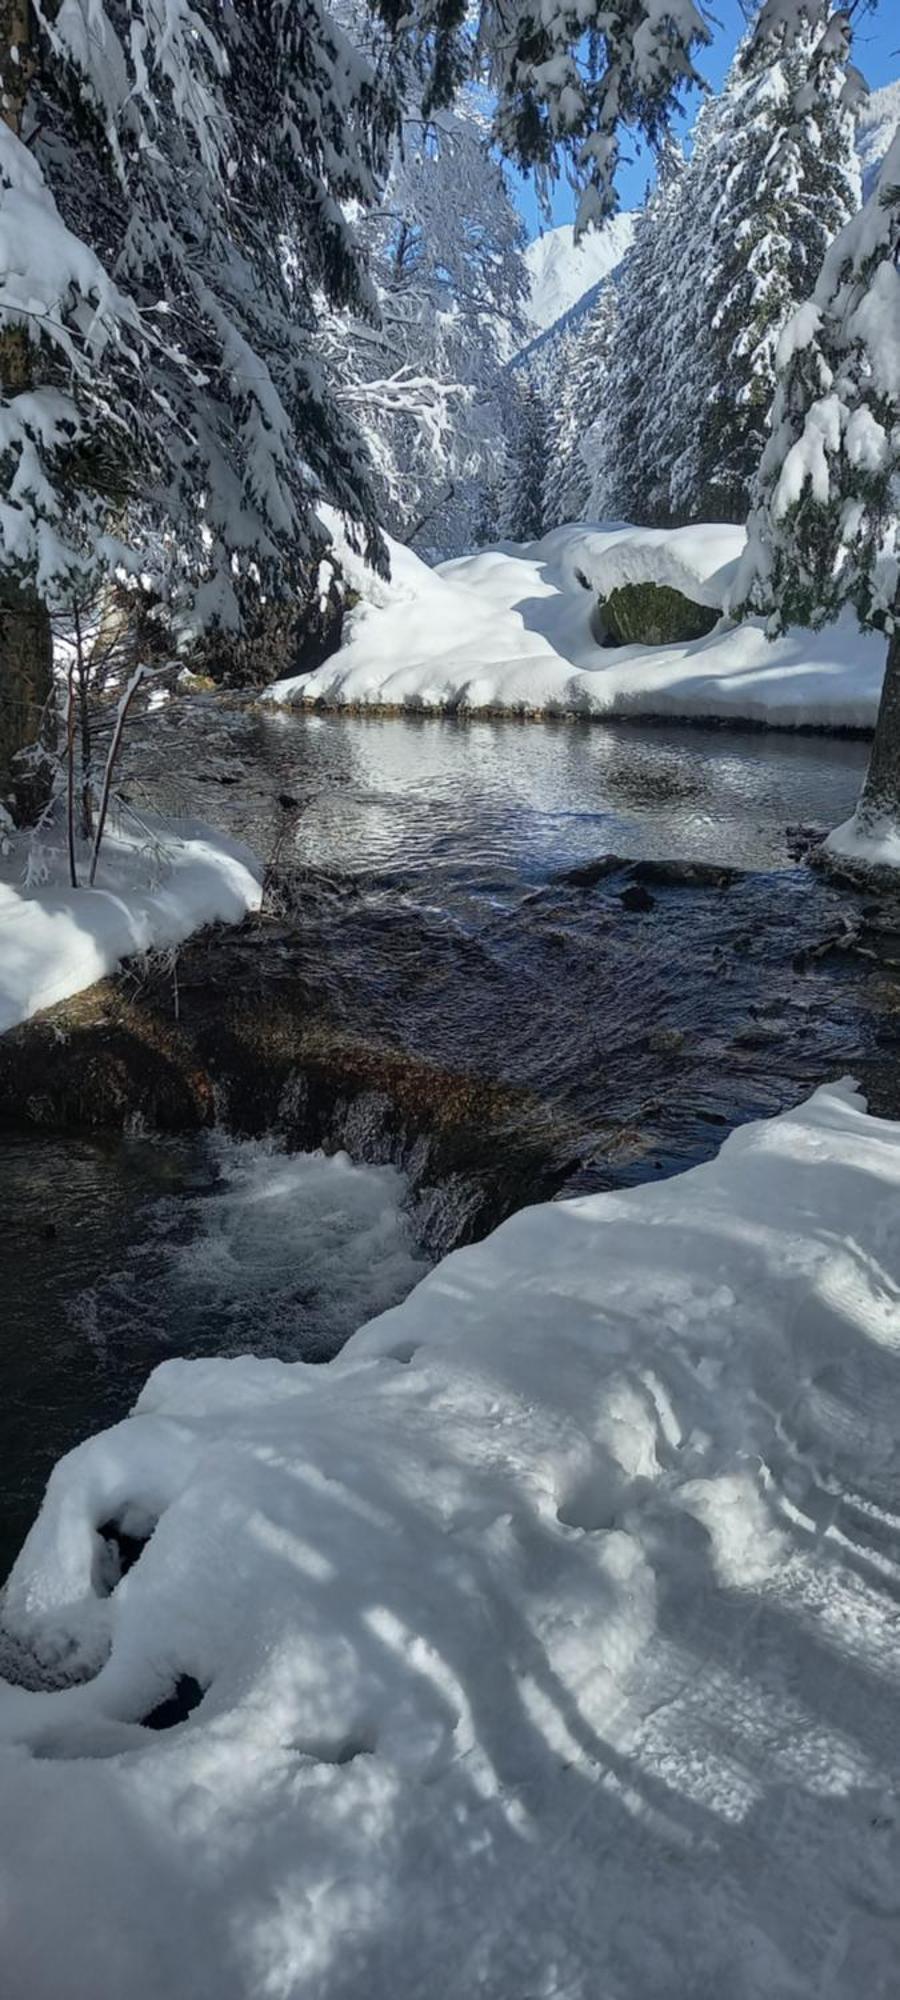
left=95, top=1510, right=158, bottom=1594
left=386, top=1342, right=419, bottom=1365
left=140, top=1674, right=206, bottom=1731
left=557, top=1469, right=620, bottom=1534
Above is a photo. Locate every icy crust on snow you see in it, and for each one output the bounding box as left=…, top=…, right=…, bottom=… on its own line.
left=4, top=1082, right=900, bottom=1995
left=0, top=819, right=261, bottom=1033
left=270, top=521, right=886, bottom=730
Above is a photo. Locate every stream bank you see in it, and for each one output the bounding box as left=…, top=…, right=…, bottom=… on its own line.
left=3, top=701, right=900, bottom=1575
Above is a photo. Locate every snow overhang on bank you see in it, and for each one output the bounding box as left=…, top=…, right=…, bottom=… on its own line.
left=551, top=520, right=745, bottom=610
left=3, top=1079, right=900, bottom=1994
left=269, top=520, right=886, bottom=732
left=0, top=818, right=262, bottom=1034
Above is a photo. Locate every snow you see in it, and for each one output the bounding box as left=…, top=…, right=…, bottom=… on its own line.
left=269, top=521, right=887, bottom=731
left=569, top=521, right=744, bottom=609
left=856, top=79, right=900, bottom=197
left=523, top=214, right=637, bottom=333
left=4, top=1078, right=900, bottom=1995
left=824, top=811, right=900, bottom=872
left=0, top=817, right=261, bottom=1034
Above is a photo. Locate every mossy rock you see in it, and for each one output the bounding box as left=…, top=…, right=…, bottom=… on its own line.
left=600, top=581, right=720, bottom=648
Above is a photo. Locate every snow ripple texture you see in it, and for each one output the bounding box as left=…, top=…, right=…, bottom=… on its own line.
left=3, top=1080, right=900, bottom=1997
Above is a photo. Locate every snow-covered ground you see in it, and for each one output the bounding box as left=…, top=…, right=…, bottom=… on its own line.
left=0, top=816, right=261, bottom=1034
left=3, top=1078, right=900, bottom=1995
left=523, top=214, right=637, bottom=334
left=270, top=522, right=886, bottom=731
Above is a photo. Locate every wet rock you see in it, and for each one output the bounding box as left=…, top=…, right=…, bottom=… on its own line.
left=555, top=855, right=620, bottom=888
left=631, top=858, right=739, bottom=891
left=646, top=1027, right=685, bottom=1056
left=620, top=883, right=655, bottom=913
left=556, top=855, right=738, bottom=893
left=786, top=823, right=826, bottom=861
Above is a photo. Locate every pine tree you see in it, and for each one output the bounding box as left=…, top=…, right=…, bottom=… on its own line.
left=381, top=0, right=712, bottom=231
left=543, top=285, right=618, bottom=528
left=0, top=0, right=405, bottom=802
left=542, top=325, right=583, bottom=530
left=684, top=25, right=859, bottom=522
left=589, top=20, right=862, bottom=531
left=499, top=377, right=548, bottom=541
left=734, top=128, right=900, bottom=849
left=587, top=142, right=686, bottom=523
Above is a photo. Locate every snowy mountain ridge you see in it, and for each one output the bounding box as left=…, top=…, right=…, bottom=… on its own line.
left=857, top=79, right=900, bottom=196
left=523, top=212, right=637, bottom=335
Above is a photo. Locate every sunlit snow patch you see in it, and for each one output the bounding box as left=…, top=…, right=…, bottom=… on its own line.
left=4, top=1083, right=900, bottom=1996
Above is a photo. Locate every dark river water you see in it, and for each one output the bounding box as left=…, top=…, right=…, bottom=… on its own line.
left=2, top=706, right=890, bottom=1580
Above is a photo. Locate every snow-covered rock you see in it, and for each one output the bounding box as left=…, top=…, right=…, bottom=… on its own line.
left=523, top=214, right=637, bottom=334
left=563, top=521, right=744, bottom=610
left=0, top=818, right=261, bottom=1034
left=3, top=1079, right=900, bottom=1996
left=270, top=521, right=886, bottom=731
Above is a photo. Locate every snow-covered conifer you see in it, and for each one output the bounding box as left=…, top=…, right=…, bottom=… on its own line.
left=499, top=377, right=548, bottom=541
left=734, top=128, right=900, bottom=849
left=0, top=2, right=395, bottom=641
left=543, top=286, right=618, bottom=528
left=587, top=142, right=686, bottom=523
left=684, top=24, right=860, bottom=521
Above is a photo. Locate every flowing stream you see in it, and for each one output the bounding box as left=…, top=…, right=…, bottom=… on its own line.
left=3, top=704, right=893, bottom=1578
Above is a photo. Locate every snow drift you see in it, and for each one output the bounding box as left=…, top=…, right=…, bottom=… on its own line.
left=0, top=817, right=262, bottom=1034
left=3, top=1079, right=900, bottom=1995
left=270, top=522, right=886, bottom=731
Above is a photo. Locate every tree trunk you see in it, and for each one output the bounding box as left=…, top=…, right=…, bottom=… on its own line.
left=855, top=621, right=900, bottom=835
left=0, top=0, right=55, bottom=821
left=0, top=582, right=53, bottom=815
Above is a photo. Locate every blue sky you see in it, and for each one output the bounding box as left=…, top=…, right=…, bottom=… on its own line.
left=511, top=0, right=900, bottom=237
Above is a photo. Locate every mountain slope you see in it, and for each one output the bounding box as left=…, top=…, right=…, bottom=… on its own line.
left=523, top=214, right=637, bottom=335
left=857, top=79, right=900, bottom=197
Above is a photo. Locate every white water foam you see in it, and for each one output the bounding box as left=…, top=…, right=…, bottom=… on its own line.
left=70, top=1135, right=430, bottom=1365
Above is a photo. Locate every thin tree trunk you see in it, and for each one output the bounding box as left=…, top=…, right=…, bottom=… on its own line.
left=65, top=655, right=77, bottom=887
left=73, top=600, right=94, bottom=836
left=89, top=666, right=146, bottom=886
left=0, top=0, right=54, bottom=822
left=856, top=621, right=900, bottom=834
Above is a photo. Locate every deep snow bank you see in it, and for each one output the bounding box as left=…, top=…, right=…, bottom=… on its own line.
left=3, top=1080, right=900, bottom=1996
left=269, top=522, right=885, bottom=731
left=0, top=817, right=261, bottom=1033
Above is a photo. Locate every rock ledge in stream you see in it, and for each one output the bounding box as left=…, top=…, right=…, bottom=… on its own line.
left=0, top=918, right=571, bottom=1251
